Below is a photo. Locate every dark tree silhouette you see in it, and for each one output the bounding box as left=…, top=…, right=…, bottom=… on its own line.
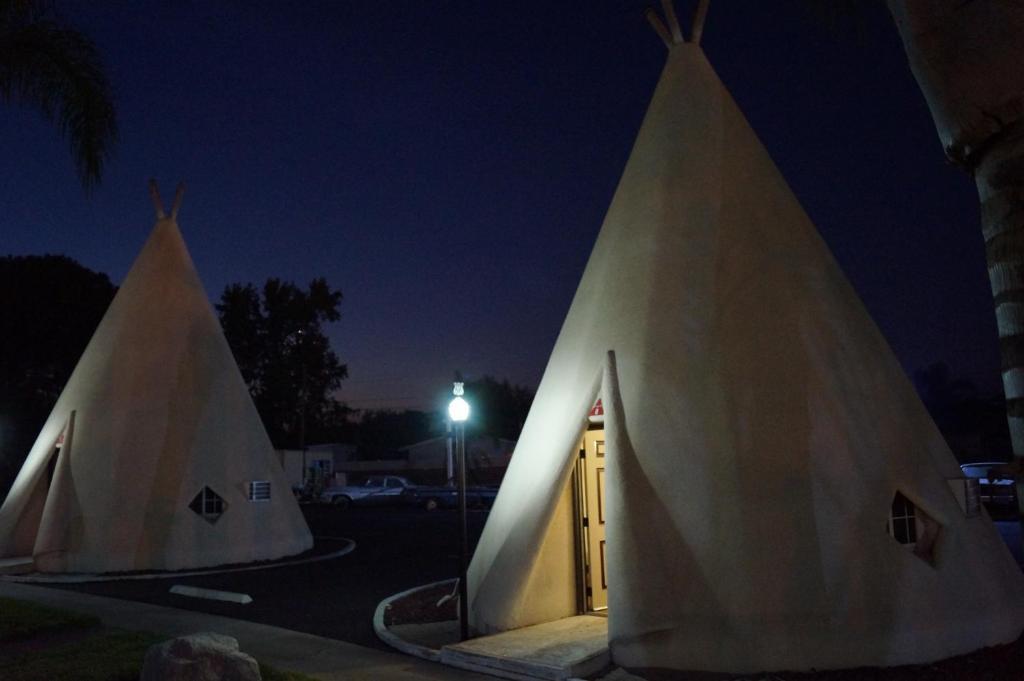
left=217, top=277, right=348, bottom=449
left=0, top=254, right=115, bottom=495
left=914, top=362, right=1012, bottom=463
left=462, top=376, right=534, bottom=441
left=354, top=409, right=438, bottom=460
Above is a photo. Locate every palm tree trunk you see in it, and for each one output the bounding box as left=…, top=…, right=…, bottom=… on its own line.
left=888, top=1, right=1024, bottom=524
left=977, top=122, right=1024, bottom=512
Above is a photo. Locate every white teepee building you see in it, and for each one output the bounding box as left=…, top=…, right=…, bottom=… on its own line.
left=467, top=4, right=1024, bottom=674
left=0, top=183, right=313, bottom=574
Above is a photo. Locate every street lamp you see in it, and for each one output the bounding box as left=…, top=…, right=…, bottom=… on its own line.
left=448, top=392, right=470, bottom=423
left=449, top=382, right=470, bottom=641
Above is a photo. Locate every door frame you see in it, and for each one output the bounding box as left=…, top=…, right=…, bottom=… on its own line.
left=572, top=423, right=607, bottom=614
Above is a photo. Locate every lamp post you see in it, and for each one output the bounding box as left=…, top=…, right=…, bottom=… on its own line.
left=289, top=329, right=309, bottom=490
left=448, top=382, right=470, bottom=641
left=299, top=359, right=307, bottom=482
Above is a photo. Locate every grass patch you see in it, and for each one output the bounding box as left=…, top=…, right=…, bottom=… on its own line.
left=0, top=597, right=98, bottom=641
left=0, top=629, right=161, bottom=681
left=260, top=663, right=320, bottom=680
left=0, top=598, right=318, bottom=681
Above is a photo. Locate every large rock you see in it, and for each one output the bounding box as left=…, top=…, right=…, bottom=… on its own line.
left=141, top=632, right=261, bottom=681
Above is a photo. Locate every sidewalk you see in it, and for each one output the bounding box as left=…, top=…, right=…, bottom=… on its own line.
left=0, top=581, right=497, bottom=681
left=374, top=581, right=609, bottom=681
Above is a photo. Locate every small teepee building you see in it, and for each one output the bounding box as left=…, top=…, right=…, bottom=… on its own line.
left=467, top=2, right=1024, bottom=674
left=0, top=182, right=313, bottom=574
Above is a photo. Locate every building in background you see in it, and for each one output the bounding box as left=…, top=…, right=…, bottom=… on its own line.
left=279, top=436, right=515, bottom=490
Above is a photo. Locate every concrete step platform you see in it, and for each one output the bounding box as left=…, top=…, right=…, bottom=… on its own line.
left=391, top=621, right=460, bottom=651
left=0, top=556, right=34, bottom=575
left=439, top=616, right=609, bottom=681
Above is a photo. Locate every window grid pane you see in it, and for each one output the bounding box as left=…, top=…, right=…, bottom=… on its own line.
left=889, top=493, right=918, bottom=545
left=190, top=487, right=225, bottom=523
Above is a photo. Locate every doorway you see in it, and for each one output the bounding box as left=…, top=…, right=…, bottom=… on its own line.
left=575, top=427, right=607, bottom=612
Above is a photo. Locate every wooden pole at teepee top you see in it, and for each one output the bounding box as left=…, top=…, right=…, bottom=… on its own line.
left=645, top=8, right=674, bottom=49
left=690, top=0, right=710, bottom=46
left=171, top=182, right=186, bottom=219
left=661, top=0, right=684, bottom=44
left=148, top=179, right=166, bottom=220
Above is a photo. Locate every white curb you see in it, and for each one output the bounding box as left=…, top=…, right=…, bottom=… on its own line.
left=169, top=584, right=253, bottom=604
left=2, top=537, right=356, bottom=583
left=373, top=578, right=457, bottom=662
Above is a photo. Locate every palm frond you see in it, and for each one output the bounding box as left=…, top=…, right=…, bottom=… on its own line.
left=0, top=11, right=117, bottom=191
left=0, top=0, right=48, bottom=23
left=800, top=0, right=873, bottom=40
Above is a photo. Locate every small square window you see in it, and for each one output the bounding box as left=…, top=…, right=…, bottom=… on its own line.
left=189, top=487, right=226, bottom=524
left=886, top=490, right=941, bottom=565
left=888, top=493, right=917, bottom=546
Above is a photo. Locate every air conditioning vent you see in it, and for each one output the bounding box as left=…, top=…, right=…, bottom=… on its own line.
left=248, top=480, right=271, bottom=502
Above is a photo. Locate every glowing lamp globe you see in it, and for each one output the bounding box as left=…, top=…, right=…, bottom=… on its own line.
left=449, top=396, right=470, bottom=422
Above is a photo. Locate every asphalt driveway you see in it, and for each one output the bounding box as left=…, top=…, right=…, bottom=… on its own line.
left=37, top=511, right=1024, bottom=652
left=46, top=505, right=489, bottom=650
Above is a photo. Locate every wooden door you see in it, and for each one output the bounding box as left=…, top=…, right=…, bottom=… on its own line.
left=580, top=429, right=607, bottom=611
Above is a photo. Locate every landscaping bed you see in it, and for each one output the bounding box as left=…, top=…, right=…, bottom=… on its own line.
left=383, top=579, right=457, bottom=626
left=0, top=597, right=314, bottom=681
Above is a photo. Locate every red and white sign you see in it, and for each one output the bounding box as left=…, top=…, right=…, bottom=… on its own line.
left=588, top=398, right=604, bottom=423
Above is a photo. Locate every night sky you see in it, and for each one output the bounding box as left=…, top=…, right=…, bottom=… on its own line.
left=1, top=1, right=999, bottom=412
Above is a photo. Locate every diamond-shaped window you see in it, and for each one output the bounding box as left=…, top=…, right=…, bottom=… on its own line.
left=189, top=486, right=226, bottom=524
left=886, top=491, right=940, bottom=565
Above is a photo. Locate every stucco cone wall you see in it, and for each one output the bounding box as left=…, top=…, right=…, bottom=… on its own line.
left=467, top=43, right=1024, bottom=674
left=0, top=210, right=312, bottom=573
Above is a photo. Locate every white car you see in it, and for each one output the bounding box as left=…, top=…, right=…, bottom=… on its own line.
left=960, top=462, right=1018, bottom=518
left=319, top=475, right=412, bottom=508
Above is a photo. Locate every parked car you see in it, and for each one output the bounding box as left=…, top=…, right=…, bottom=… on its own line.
left=960, top=462, right=1019, bottom=519
left=401, top=484, right=498, bottom=511
left=319, top=475, right=412, bottom=508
